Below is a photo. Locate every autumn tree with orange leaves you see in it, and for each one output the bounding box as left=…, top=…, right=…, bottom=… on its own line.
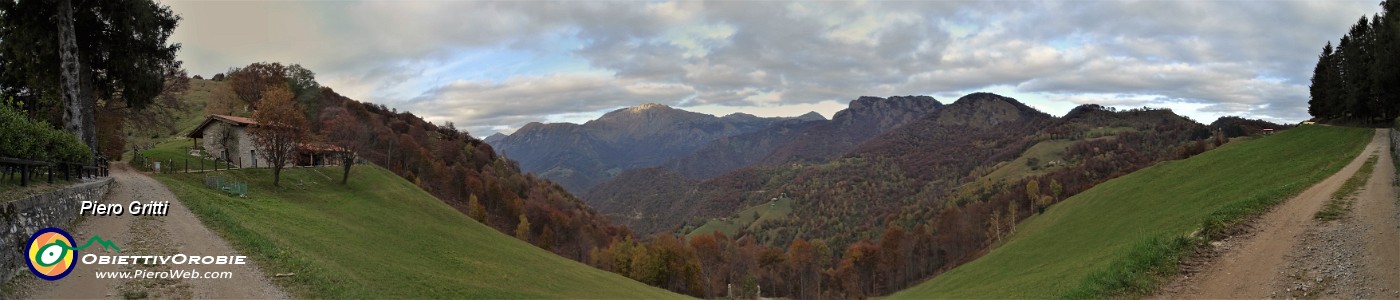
left=249, top=86, right=307, bottom=187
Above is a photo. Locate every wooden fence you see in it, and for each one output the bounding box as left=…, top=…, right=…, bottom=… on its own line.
left=0, top=156, right=109, bottom=189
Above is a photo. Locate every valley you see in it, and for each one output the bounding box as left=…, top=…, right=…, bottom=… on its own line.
left=500, top=92, right=1290, bottom=297
left=4, top=1, right=1396, bottom=298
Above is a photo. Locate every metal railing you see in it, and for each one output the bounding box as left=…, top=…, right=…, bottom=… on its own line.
left=203, top=175, right=248, bottom=197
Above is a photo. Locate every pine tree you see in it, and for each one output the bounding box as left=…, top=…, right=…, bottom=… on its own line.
left=1342, top=17, right=1374, bottom=122
left=1376, top=0, right=1400, bottom=121
left=1307, top=2, right=1400, bottom=123
left=1310, top=43, right=1338, bottom=119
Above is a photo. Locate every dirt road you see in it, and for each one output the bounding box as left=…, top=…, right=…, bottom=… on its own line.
left=1160, top=129, right=1397, bottom=298
left=19, top=164, right=287, bottom=298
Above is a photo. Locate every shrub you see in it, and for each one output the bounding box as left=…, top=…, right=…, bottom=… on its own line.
left=0, top=104, right=91, bottom=164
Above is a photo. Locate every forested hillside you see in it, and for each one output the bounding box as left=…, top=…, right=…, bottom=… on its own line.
left=656, top=95, right=942, bottom=180
left=586, top=93, right=1231, bottom=298
left=204, top=63, right=634, bottom=269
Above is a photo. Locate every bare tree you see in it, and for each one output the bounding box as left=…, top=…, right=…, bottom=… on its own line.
left=325, top=110, right=366, bottom=185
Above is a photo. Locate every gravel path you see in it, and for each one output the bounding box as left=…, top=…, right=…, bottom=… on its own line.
left=1271, top=133, right=1400, bottom=299
left=1159, top=129, right=1396, bottom=298
left=21, top=164, right=288, bottom=298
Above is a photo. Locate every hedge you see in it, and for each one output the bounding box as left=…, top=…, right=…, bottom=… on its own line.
left=0, top=105, right=91, bottom=164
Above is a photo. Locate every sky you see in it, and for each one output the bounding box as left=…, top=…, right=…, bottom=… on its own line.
left=162, top=0, right=1381, bottom=137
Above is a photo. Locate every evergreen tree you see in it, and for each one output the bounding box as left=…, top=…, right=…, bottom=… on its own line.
left=1310, top=43, right=1339, bottom=119
left=0, top=0, right=182, bottom=160
left=1376, top=1, right=1400, bottom=120
left=1342, top=17, right=1373, bottom=122
left=1308, top=2, right=1400, bottom=124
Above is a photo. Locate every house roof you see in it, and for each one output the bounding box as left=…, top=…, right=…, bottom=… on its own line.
left=187, top=114, right=259, bottom=139
left=297, top=142, right=348, bottom=153
left=214, top=114, right=257, bottom=125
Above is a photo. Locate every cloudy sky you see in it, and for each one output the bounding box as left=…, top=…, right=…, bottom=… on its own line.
left=163, top=0, right=1380, bottom=137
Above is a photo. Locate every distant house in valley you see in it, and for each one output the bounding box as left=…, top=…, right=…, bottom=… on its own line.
left=187, top=114, right=347, bottom=168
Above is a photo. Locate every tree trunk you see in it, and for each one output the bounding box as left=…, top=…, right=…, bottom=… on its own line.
left=273, top=167, right=281, bottom=187
left=56, top=0, right=97, bottom=163
left=341, top=155, right=352, bottom=185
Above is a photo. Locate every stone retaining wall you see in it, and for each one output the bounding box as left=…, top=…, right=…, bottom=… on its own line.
left=0, top=177, right=112, bottom=284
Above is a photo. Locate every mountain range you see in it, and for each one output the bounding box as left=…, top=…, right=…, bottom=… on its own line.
left=487, top=103, right=825, bottom=193
left=403, top=88, right=1286, bottom=297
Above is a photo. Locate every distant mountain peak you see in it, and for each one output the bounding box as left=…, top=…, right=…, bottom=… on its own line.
left=627, top=103, right=672, bottom=113
left=721, top=112, right=760, bottom=121
left=833, top=95, right=943, bottom=122
left=496, top=103, right=803, bottom=193
left=796, top=111, right=826, bottom=121
left=936, top=92, right=1049, bottom=127
left=482, top=132, right=508, bottom=145
left=1062, top=104, right=1116, bottom=120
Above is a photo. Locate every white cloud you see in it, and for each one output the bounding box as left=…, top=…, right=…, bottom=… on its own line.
left=403, top=72, right=695, bottom=135
left=164, top=0, right=1383, bottom=136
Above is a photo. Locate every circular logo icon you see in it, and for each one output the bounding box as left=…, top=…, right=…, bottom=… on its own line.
left=26, top=227, right=76, bottom=281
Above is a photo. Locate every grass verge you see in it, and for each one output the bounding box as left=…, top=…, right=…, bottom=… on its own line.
left=1315, top=155, right=1378, bottom=221
left=891, top=126, right=1372, bottom=299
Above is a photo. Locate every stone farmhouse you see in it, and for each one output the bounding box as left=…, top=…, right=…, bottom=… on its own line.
left=186, top=114, right=345, bottom=168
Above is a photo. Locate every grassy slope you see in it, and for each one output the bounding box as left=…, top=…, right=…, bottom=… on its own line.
left=981, top=139, right=1074, bottom=183
left=171, top=79, right=220, bottom=135
left=156, top=165, right=682, bottom=299
left=138, top=139, right=219, bottom=168
left=892, top=126, right=1371, bottom=298
left=686, top=197, right=794, bottom=239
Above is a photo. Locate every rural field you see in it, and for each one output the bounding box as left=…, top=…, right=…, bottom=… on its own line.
left=155, top=164, right=681, bottom=299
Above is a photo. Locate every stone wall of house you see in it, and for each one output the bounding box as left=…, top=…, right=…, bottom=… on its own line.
left=235, top=123, right=271, bottom=168
left=0, top=177, right=112, bottom=284
left=199, top=121, right=270, bottom=168
left=202, top=121, right=235, bottom=161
